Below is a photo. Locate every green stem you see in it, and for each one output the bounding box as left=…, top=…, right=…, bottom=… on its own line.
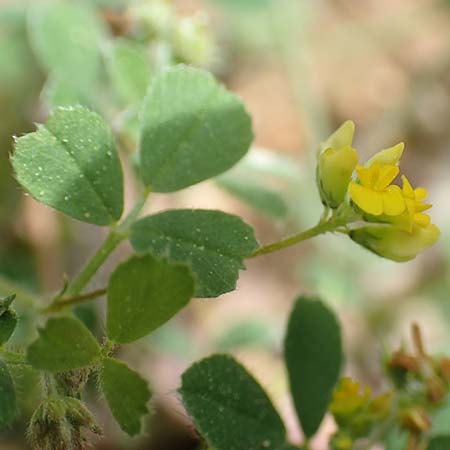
left=248, top=218, right=338, bottom=259
left=59, top=189, right=151, bottom=300
left=41, top=287, right=107, bottom=313
left=64, top=230, right=126, bottom=297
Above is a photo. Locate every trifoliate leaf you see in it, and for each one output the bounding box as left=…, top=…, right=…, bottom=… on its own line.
left=107, top=253, right=195, bottom=343
left=12, top=106, right=124, bottom=225
left=0, top=360, right=16, bottom=428
left=284, top=297, right=343, bottom=438
left=101, top=357, right=151, bottom=436
left=27, top=317, right=101, bottom=371
left=139, top=65, right=253, bottom=192
left=130, top=209, right=258, bottom=298
left=180, top=354, right=289, bottom=450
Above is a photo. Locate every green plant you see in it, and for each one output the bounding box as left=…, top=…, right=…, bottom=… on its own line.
left=0, top=1, right=443, bottom=449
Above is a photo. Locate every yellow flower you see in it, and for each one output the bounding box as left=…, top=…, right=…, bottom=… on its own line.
left=350, top=222, right=440, bottom=262
left=317, top=121, right=359, bottom=209
left=330, top=378, right=371, bottom=417
left=395, top=175, right=432, bottom=232
left=348, top=162, right=405, bottom=216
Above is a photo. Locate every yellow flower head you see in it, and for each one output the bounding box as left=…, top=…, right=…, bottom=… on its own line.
left=330, top=378, right=371, bottom=417
left=348, top=162, right=405, bottom=216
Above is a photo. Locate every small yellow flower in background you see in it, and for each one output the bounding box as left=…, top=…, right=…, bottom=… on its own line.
left=317, top=121, right=359, bottom=209
left=330, top=378, right=371, bottom=418
left=349, top=162, right=405, bottom=216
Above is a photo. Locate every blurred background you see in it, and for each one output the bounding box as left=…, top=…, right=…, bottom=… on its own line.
left=1, top=0, right=450, bottom=448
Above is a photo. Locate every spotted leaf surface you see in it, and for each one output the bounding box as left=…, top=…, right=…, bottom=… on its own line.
left=12, top=106, right=124, bottom=225
left=180, top=354, right=291, bottom=450
left=129, top=209, right=259, bottom=298
left=139, top=65, right=253, bottom=192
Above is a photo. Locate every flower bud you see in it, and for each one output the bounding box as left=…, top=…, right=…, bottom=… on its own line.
left=27, top=396, right=101, bottom=450
left=350, top=223, right=440, bottom=262
left=365, top=142, right=404, bottom=167
left=317, top=121, right=358, bottom=209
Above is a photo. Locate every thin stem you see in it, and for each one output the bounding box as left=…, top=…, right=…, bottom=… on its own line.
left=41, top=287, right=107, bottom=313
left=64, top=230, right=126, bottom=297
left=55, top=189, right=151, bottom=302
left=248, top=218, right=338, bottom=259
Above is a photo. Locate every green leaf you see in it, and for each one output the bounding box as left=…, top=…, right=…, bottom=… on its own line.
left=101, top=357, right=151, bottom=436
left=0, top=310, right=18, bottom=346
left=284, top=297, right=343, bottom=438
left=12, top=106, right=124, bottom=226
left=429, top=436, right=450, bottom=450
left=129, top=209, right=258, bottom=297
left=0, top=360, right=16, bottom=414
left=180, top=354, right=289, bottom=450
left=0, top=360, right=16, bottom=428
left=27, top=317, right=101, bottom=371
left=139, top=65, right=253, bottom=192
left=28, top=1, right=104, bottom=96
left=107, top=38, right=151, bottom=104
left=107, top=253, right=195, bottom=343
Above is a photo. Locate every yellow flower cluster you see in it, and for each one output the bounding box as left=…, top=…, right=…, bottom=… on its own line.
left=316, top=121, right=440, bottom=261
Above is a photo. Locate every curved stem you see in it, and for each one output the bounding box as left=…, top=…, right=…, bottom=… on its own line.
left=248, top=218, right=338, bottom=259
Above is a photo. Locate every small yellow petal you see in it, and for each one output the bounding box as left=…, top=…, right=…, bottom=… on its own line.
left=401, top=175, right=414, bottom=199
left=382, top=185, right=405, bottom=216
left=415, top=202, right=432, bottom=213
left=414, top=187, right=428, bottom=201
left=375, top=165, right=399, bottom=190
left=349, top=182, right=383, bottom=215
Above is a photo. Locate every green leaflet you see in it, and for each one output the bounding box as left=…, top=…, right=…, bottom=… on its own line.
left=12, top=106, right=124, bottom=226
left=28, top=1, right=104, bottom=98
left=27, top=317, right=101, bottom=371
left=139, top=65, right=253, bottom=192
left=0, top=310, right=18, bottom=346
left=180, top=354, right=291, bottom=450
left=106, top=253, right=195, bottom=344
left=0, top=360, right=16, bottom=428
left=106, top=38, right=152, bottom=104
left=429, top=436, right=450, bottom=450
left=284, top=297, right=343, bottom=438
left=130, top=209, right=258, bottom=298
left=101, top=358, right=151, bottom=436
